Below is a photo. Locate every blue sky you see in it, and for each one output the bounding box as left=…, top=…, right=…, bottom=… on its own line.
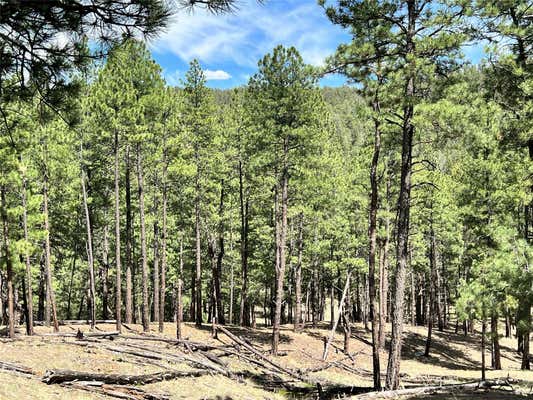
left=149, top=0, right=485, bottom=89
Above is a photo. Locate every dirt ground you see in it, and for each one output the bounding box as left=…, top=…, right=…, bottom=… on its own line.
left=0, top=321, right=532, bottom=400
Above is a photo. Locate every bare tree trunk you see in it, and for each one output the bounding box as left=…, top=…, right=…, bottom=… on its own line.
left=152, top=220, right=160, bottom=324
left=212, top=181, right=225, bottom=325
left=115, top=131, right=122, bottom=332
left=176, top=238, right=183, bottom=340
left=481, top=319, right=486, bottom=381
left=136, top=144, right=149, bottom=332
left=159, top=146, right=168, bottom=333
left=342, top=281, right=351, bottom=354
left=124, top=146, right=132, bottom=325
left=43, top=176, right=59, bottom=332
left=81, top=164, right=96, bottom=330
left=102, top=219, right=110, bottom=320
left=238, top=161, right=250, bottom=327
left=194, top=148, right=202, bottom=328
left=323, top=271, right=351, bottom=360
left=368, top=90, right=382, bottom=389
left=21, top=176, right=34, bottom=335
left=385, top=2, right=415, bottom=386
left=491, top=315, right=501, bottom=369
left=424, top=224, right=437, bottom=357
left=38, top=254, right=45, bottom=321
left=1, top=186, right=15, bottom=338
left=228, top=225, right=234, bottom=325
left=272, top=140, right=289, bottom=356
left=294, top=213, right=303, bottom=332
left=330, top=285, right=335, bottom=330
left=379, top=238, right=388, bottom=348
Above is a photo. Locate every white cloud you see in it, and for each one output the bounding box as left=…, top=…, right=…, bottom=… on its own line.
left=204, top=69, right=231, bottom=80
left=150, top=1, right=348, bottom=68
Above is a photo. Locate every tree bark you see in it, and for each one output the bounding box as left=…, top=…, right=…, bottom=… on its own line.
left=159, top=144, right=168, bottom=333
left=272, top=138, right=289, bottom=355
left=294, top=213, right=303, bottom=332
left=213, top=180, right=225, bottom=325
left=124, top=145, right=133, bottom=325
left=194, top=145, right=202, bottom=328
left=136, top=144, right=149, bottom=332
left=21, top=176, right=34, bottom=336
left=323, top=271, right=351, bottom=360
left=385, top=1, right=415, bottom=388
left=1, top=186, right=15, bottom=338
left=379, top=238, right=388, bottom=348
left=424, top=223, right=437, bottom=357
left=481, top=319, right=486, bottom=381
left=114, top=131, right=122, bottom=332
left=81, top=164, right=96, bottom=330
left=43, top=176, right=59, bottom=332
left=152, top=220, right=160, bottom=324
left=491, top=314, right=501, bottom=370
left=100, top=217, right=110, bottom=320
left=43, top=369, right=210, bottom=385
left=368, top=88, right=382, bottom=389
left=238, top=160, right=250, bottom=327
left=228, top=225, right=234, bottom=325
left=176, top=238, right=183, bottom=340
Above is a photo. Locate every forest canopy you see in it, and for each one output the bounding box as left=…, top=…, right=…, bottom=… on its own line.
left=0, top=0, right=532, bottom=395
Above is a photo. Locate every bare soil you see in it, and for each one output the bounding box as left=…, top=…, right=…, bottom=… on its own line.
left=0, top=321, right=531, bottom=399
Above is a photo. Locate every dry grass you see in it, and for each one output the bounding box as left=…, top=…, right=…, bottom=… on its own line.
left=0, top=321, right=532, bottom=399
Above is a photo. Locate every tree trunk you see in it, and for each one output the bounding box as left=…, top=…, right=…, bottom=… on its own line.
left=1, top=186, right=15, bottom=338
left=43, top=176, right=59, bottom=332
left=228, top=226, right=234, bottom=325
left=38, top=254, right=45, bottom=322
left=238, top=161, right=250, bottom=327
left=152, top=220, right=160, bottom=324
left=424, top=224, right=437, bottom=357
left=481, top=319, right=486, bottom=381
left=385, top=1, right=416, bottom=386
left=214, top=181, right=225, bottom=325
left=124, top=145, right=132, bottom=325
left=159, top=145, right=168, bottom=333
left=176, top=238, right=183, bottom=340
left=323, top=271, right=351, bottom=360
left=379, top=238, right=388, bottom=348
left=272, top=139, right=289, bottom=356
left=194, top=147, right=202, bottom=328
left=368, top=91, right=382, bottom=389
left=136, top=144, right=150, bottom=332
left=491, top=314, right=501, bottom=370
left=114, top=131, right=122, bottom=332
left=330, top=285, right=335, bottom=330
left=342, top=281, right=351, bottom=354
left=102, top=219, right=110, bottom=321
left=294, top=213, right=303, bottom=332
left=81, top=165, right=96, bottom=330
left=21, top=176, right=34, bottom=336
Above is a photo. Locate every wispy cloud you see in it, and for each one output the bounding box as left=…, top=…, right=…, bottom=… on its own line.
left=150, top=0, right=349, bottom=69
left=205, top=69, right=231, bottom=80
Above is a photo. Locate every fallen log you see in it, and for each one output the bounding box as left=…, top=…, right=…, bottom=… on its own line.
left=350, top=379, right=515, bottom=399
left=99, top=342, right=230, bottom=376
left=43, top=368, right=210, bottom=385
left=64, top=382, right=170, bottom=400
left=216, top=324, right=302, bottom=381
left=0, top=360, right=34, bottom=376
left=123, top=335, right=224, bottom=352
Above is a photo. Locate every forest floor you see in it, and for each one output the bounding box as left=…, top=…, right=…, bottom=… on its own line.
left=0, top=321, right=532, bottom=400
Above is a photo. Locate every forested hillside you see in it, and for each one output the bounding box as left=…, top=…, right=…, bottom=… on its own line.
left=0, top=1, right=532, bottom=399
